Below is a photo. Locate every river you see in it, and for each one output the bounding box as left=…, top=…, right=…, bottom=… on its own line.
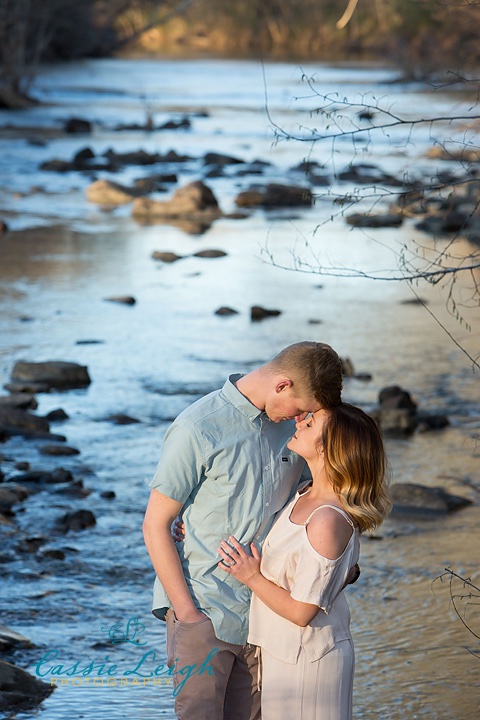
left=0, top=57, right=479, bottom=719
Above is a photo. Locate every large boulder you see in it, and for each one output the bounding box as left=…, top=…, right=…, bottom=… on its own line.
left=12, top=469, right=73, bottom=486
left=0, top=660, right=54, bottom=712
left=133, top=181, right=221, bottom=220
left=390, top=483, right=473, bottom=516
left=11, top=361, right=91, bottom=390
left=56, top=509, right=96, bottom=533
left=39, top=444, right=80, bottom=456
left=204, top=152, right=243, bottom=166
left=393, top=179, right=480, bottom=240
left=0, top=484, right=30, bottom=513
left=103, top=148, right=166, bottom=165
left=346, top=213, right=403, bottom=228
left=425, top=146, right=480, bottom=163
left=86, top=180, right=146, bottom=206
left=64, top=117, right=91, bottom=134
left=236, top=183, right=313, bottom=207
left=0, top=400, right=70, bottom=441
left=337, top=163, right=404, bottom=186
left=376, top=385, right=418, bottom=436
left=0, top=407, right=50, bottom=433
left=41, top=148, right=118, bottom=173
left=0, top=393, right=37, bottom=410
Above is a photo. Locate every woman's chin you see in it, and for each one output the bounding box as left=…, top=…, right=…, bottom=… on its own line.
left=287, top=438, right=302, bottom=456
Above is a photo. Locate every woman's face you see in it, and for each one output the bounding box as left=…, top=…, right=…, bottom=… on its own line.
left=287, top=409, right=330, bottom=461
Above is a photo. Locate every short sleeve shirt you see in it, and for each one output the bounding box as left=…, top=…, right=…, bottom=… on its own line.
left=148, top=374, right=307, bottom=644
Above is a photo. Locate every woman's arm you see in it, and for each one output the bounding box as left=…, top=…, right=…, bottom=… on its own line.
left=218, top=537, right=320, bottom=627
left=143, top=489, right=205, bottom=623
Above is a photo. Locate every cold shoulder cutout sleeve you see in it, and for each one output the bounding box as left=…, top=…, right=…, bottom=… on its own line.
left=290, top=529, right=358, bottom=613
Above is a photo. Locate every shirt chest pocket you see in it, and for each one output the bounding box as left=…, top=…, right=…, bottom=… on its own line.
left=263, top=532, right=298, bottom=560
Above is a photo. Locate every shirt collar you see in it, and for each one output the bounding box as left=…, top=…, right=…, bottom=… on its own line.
left=221, top=373, right=263, bottom=421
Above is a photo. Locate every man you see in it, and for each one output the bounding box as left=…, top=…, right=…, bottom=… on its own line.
left=143, top=341, right=343, bottom=720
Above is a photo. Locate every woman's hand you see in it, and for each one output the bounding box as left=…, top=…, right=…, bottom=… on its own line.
left=217, top=536, right=261, bottom=587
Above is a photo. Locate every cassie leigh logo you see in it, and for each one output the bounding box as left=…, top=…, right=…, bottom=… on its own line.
left=34, top=616, right=218, bottom=696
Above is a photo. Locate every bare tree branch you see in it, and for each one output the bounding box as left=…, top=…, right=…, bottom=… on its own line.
left=433, top=568, right=480, bottom=647
left=260, top=59, right=480, bottom=364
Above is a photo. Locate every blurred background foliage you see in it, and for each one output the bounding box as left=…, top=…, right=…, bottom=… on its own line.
left=1, top=0, right=480, bottom=107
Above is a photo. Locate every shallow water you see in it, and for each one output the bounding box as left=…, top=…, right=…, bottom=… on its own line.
left=0, top=58, right=479, bottom=719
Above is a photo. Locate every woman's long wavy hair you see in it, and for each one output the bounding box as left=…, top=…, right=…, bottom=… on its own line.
left=319, top=403, right=392, bottom=532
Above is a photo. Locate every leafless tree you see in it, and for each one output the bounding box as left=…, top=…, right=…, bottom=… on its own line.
left=0, top=0, right=59, bottom=106
left=261, top=67, right=480, bottom=368
left=0, top=0, right=197, bottom=108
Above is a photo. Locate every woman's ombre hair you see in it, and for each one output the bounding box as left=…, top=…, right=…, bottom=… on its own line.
left=319, top=403, right=391, bottom=532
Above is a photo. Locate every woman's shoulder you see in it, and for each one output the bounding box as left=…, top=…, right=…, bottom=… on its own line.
left=305, top=506, right=355, bottom=561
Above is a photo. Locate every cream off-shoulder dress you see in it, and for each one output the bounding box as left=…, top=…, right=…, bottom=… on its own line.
left=248, top=489, right=360, bottom=720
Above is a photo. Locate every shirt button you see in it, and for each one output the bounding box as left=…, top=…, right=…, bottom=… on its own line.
left=264, top=465, right=269, bottom=471
left=266, top=502, right=270, bottom=507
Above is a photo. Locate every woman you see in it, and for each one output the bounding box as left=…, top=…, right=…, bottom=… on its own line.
left=218, top=403, right=391, bottom=720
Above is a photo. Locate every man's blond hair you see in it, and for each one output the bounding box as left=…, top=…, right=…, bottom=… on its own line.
left=268, top=341, right=342, bottom=408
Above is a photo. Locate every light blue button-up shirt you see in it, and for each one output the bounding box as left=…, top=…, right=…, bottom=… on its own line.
left=148, top=374, right=307, bottom=644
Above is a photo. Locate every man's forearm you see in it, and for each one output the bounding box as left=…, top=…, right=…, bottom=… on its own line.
left=143, top=491, right=203, bottom=622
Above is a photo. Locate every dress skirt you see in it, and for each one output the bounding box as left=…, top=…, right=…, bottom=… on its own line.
left=260, top=639, right=354, bottom=720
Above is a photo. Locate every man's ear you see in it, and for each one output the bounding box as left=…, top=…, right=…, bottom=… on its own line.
left=275, top=378, right=293, bottom=394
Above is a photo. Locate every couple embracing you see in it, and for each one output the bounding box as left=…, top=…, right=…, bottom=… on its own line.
left=143, top=341, right=390, bottom=720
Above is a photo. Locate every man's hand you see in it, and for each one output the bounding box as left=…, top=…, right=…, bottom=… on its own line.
left=171, top=516, right=185, bottom=543
left=344, top=563, right=361, bottom=588
left=174, top=608, right=207, bottom=623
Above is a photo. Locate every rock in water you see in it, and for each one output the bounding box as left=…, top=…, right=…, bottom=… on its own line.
left=57, top=509, right=96, bottom=532
left=11, top=361, right=91, bottom=390
left=0, top=660, right=54, bottom=712
left=390, top=483, right=473, bottom=516
left=250, top=306, right=282, bottom=321
left=236, top=183, right=313, bottom=207
left=377, top=385, right=418, bottom=435
left=132, top=181, right=222, bottom=220
left=86, top=180, right=145, bottom=205
left=0, top=625, right=33, bottom=651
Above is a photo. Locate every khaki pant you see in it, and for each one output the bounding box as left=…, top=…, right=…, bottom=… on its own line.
left=166, top=609, right=261, bottom=720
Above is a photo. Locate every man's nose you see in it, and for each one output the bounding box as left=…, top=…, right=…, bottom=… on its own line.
left=295, top=412, right=308, bottom=424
